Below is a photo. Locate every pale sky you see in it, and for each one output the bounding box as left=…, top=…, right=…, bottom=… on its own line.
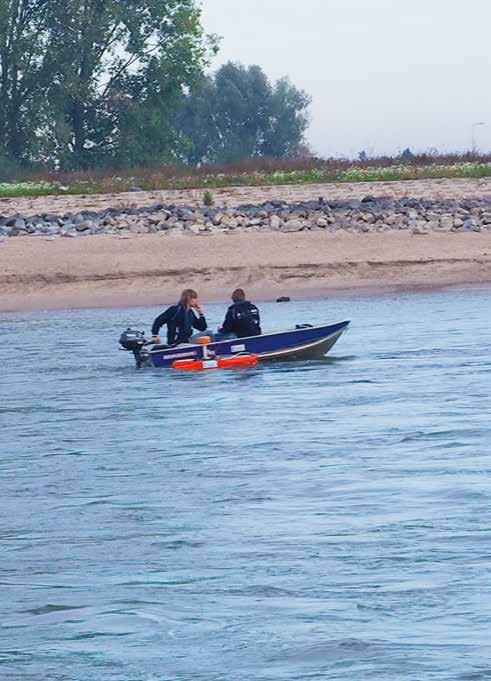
left=200, top=0, right=491, bottom=157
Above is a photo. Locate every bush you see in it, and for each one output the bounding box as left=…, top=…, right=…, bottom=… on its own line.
left=203, top=190, right=214, bottom=206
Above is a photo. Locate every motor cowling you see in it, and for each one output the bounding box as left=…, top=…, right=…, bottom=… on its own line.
left=119, top=328, right=146, bottom=352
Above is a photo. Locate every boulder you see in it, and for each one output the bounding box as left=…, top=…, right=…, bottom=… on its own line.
left=187, top=223, right=202, bottom=234
left=6, top=217, right=26, bottom=230
left=439, top=216, right=454, bottom=230
left=282, top=219, right=303, bottom=232
left=76, top=219, right=95, bottom=231
left=212, top=212, right=224, bottom=226
left=269, top=214, right=282, bottom=230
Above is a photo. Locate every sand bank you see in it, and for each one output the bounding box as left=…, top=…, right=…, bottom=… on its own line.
left=1, top=230, right=490, bottom=312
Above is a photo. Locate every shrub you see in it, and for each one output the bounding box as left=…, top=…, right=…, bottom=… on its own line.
left=203, top=190, right=214, bottom=206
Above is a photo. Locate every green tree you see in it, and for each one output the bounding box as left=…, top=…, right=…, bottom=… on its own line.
left=176, top=62, right=311, bottom=164
left=46, top=0, right=217, bottom=168
left=0, top=0, right=217, bottom=168
left=0, top=0, right=56, bottom=163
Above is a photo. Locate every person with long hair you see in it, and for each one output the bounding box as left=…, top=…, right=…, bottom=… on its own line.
left=151, top=289, right=207, bottom=346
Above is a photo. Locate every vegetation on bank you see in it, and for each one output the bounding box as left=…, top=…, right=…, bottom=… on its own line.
left=0, top=154, right=490, bottom=199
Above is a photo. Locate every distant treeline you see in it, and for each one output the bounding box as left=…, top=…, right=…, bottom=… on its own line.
left=0, top=0, right=310, bottom=172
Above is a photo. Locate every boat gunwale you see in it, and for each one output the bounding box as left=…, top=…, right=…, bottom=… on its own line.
left=148, top=320, right=350, bottom=355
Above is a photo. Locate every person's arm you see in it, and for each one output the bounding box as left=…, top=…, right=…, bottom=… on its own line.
left=193, top=311, right=207, bottom=332
left=151, top=307, right=171, bottom=341
left=219, top=307, right=234, bottom=334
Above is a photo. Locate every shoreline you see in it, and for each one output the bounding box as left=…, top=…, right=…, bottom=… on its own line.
left=1, top=231, right=490, bottom=313
left=2, top=281, right=490, bottom=315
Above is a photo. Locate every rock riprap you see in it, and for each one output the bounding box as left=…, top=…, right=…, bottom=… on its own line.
left=1, top=195, right=490, bottom=238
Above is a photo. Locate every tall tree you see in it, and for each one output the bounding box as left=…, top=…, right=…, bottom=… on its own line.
left=45, top=0, right=217, bottom=168
left=176, top=62, right=311, bottom=165
left=0, top=0, right=217, bottom=168
left=0, top=0, right=54, bottom=162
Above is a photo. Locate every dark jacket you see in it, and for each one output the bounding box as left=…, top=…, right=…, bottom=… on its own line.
left=152, top=304, right=207, bottom=345
left=219, top=301, right=261, bottom=338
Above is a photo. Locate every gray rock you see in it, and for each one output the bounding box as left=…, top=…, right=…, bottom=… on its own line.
left=462, top=218, right=480, bottom=231
left=426, top=220, right=439, bottom=231
left=128, top=223, right=148, bottom=234
left=187, top=223, right=202, bottom=234
left=282, top=219, right=303, bottom=232
left=439, top=216, right=454, bottom=230
left=76, top=219, right=95, bottom=231
left=269, top=215, right=282, bottom=230
left=8, top=217, right=26, bottom=230
left=317, top=217, right=328, bottom=228
left=212, top=212, right=224, bottom=226
left=179, top=209, right=195, bottom=222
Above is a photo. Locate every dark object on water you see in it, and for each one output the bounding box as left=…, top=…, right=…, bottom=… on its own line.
left=119, top=328, right=149, bottom=368
left=140, top=320, right=350, bottom=369
left=276, top=296, right=291, bottom=303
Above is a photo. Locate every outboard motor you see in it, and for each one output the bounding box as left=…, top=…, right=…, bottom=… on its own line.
left=119, top=328, right=149, bottom=368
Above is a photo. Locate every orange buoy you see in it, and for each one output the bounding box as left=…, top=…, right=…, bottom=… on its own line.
left=173, top=354, right=258, bottom=371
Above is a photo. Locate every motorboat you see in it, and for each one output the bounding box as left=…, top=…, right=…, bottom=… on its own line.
left=119, top=320, right=350, bottom=368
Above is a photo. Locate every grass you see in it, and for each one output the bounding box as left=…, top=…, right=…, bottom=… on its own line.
left=1, top=153, right=490, bottom=199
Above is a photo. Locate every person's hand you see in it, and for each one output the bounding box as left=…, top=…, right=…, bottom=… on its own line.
left=151, top=335, right=160, bottom=344
left=194, top=303, right=204, bottom=316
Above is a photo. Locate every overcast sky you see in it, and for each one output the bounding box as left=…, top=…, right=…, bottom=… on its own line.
left=200, top=0, right=491, bottom=158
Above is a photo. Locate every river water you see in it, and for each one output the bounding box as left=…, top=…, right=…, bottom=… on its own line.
left=1, top=288, right=491, bottom=680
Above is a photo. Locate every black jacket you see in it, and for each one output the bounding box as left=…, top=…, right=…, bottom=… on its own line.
left=152, top=304, right=207, bottom=345
left=219, top=301, right=261, bottom=338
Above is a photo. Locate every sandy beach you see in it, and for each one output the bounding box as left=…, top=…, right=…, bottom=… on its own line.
left=1, top=177, right=491, bottom=312
left=1, top=230, right=490, bottom=312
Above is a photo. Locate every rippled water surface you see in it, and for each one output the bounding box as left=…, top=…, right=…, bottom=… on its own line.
left=1, top=289, right=491, bottom=680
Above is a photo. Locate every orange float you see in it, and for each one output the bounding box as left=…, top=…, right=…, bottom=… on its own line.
left=172, top=354, right=258, bottom=371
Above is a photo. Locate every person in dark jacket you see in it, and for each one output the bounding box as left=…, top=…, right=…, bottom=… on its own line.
left=218, top=288, right=261, bottom=338
left=151, top=289, right=207, bottom=346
